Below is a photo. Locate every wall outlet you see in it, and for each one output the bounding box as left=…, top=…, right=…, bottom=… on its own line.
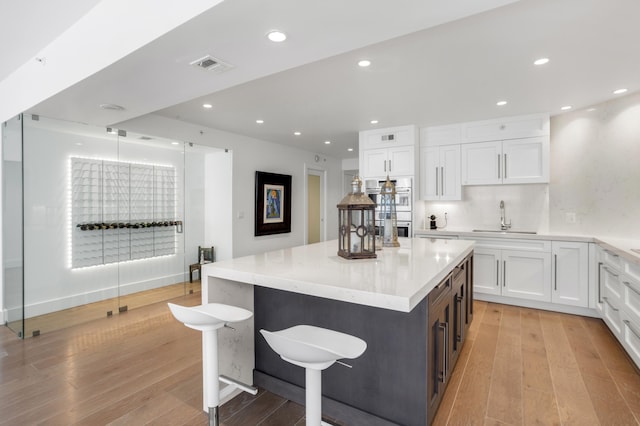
left=565, top=212, right=576, bottom=224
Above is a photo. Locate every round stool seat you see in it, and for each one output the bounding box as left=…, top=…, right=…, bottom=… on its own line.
left=260, top=325, right=367, bottom=369
left=168, top=302, right=252, bottom=331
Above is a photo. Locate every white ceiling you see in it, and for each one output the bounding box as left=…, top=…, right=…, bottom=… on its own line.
left=10, top=0, right=640, bottom=159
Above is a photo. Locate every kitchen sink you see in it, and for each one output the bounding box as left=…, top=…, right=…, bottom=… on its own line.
left=472, top=229, right=537, bottom=235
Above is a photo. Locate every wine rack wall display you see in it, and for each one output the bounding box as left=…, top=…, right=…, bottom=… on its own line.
left=71, top=158, right=179, bottom=269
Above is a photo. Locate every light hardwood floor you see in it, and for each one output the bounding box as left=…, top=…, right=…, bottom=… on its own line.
left=7, top=281, right=200, bottom=337
left=1, top=295, right=639, bottom=425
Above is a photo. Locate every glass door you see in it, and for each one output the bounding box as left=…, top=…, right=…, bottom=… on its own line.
left=115, top=131, right=188, bottom=311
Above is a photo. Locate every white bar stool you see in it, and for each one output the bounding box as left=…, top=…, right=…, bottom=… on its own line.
left=168, top=302, right=258, bottom=426
left=260, top=325, right=367, bottom=426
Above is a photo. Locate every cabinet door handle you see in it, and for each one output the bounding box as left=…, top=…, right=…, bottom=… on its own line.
left=496, top=260, right=499, bottom=287
left=440, top=167, right=444, bottom=196
left=503, top=260, right=506, bottom=287
left=598, top=262, right=603, bottom=303
left=624, top=320, right=640, bottom=340
left=554, top=254, right=558, bottom=291
left=602, top=296, right=619, bottom=312
left=438, top=322, right=447, bottom=383
left=624, top=281, right=640, bottom=296
left=435, top=168, right=439, bottom=196
left=504, top=154, right=507, bottom=179
left=457, top=295, right=464, bottom=343
left=384, top=160, right=387, bottom=172
left=389, top=159, right=392, bottom=171
left=497, top=154, right=501, bottom=179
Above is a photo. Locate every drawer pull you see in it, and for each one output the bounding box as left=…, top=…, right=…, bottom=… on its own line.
left=624, top=281, right=640, bottom=296
left=603, top=297, right=620, bottom=312
left=554, top=254, right=558, bottom=291
left=598, top=262, right=603, bottom=304
left=624, top=320, right=640, bottom=340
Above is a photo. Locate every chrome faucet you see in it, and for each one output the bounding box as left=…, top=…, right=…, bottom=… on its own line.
left=500, top=200, right=512, bottom=231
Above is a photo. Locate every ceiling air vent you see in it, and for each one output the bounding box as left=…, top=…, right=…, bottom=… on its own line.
left=190, top=55, right=234, bottom=74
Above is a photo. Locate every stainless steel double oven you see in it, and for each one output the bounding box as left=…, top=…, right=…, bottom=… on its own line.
left=364, top=178, right=412, bottom=237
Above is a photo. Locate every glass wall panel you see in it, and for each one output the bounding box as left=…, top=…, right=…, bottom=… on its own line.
left=2, top=115, right=24, bottom=337
left=3, top=113, right=231, bottom=337
left=21, top=115, right=119, bottom=335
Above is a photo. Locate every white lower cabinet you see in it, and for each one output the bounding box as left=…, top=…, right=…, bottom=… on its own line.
left=551, top=242, right=589, bottom=307
left=596, top=244, right=640, bottom=369
left=474, top=240, right=551, bottom=302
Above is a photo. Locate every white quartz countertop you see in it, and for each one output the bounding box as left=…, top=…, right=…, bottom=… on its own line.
left=414, top=229, right=640, bottom=264
left=203, top=238, right=474, bottom=313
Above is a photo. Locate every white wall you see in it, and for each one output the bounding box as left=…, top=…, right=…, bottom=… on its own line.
left=205, top=150, right=233, bottom=261
left=118, top=114, right=343, bottom=258
left=549, top=91, right=640, bottom=239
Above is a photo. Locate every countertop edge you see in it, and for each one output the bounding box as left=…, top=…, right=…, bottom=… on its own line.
left=203, top=239, right=474, bottom=313
left=415, top=229, right=640, bottom=264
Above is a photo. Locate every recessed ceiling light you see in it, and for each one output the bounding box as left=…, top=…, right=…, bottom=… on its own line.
left=613, top=88, right=628, bottom=95
left=324, top=140, right=331, bottom=145
left=561, top=105, right=572, bottom=111
left=587, top=108, right=597, bottom=112
left=496, top=100, right=507, bottom=106
left=256, top=119, right=264, bottom=124
left=202, top=103, right=213, bottom=109
left=370, top=120, right=379, bottom=124
left=347, top=148, right=354, bottom=152
left=294, top=131, right=301, bottom=136
left=75, top=142, right=83, bottom=146
left=171, top=142, right=180, bottom=145
left=358, top=60, right=371, bottom=67
left=534, top=58, right=549, bottom=66
left=267, top=30, right=287, bottom=42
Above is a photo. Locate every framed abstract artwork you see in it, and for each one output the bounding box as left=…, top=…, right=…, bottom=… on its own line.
left=255, top=171, right=292, bottom=236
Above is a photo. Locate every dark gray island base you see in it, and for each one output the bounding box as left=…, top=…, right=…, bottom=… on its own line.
left=253, top=253, right=474, bottom=426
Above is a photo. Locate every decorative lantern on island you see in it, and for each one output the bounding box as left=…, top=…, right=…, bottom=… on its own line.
left=380, top=176, right=400, bottom=247
left=337, top=175, right=377, bottom=259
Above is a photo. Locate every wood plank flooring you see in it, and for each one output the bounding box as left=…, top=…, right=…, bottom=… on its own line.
left=7, top=281, right=200, bottom=337
left=1, top=295, right=639, bottom=425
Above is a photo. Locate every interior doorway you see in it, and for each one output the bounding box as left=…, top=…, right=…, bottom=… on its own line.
left=306, top=167, right=326, bottom=244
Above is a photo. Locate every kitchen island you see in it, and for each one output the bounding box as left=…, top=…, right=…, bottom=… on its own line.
left=202, top=237, right=474, bottom=425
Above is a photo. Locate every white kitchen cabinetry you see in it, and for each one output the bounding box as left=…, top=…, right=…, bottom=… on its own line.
left=420, top=145, right=461, bottom=201
left=359, top=126, right=416, bottom=179
left=473, top=239, right=551, bottom=302
left=596, top=245, right=640, bottom=368
left=361, top=146, right=415, bottom=177
left=551, top=242, right=589, bottom=308
left=461, top=136, right=549, bottom=185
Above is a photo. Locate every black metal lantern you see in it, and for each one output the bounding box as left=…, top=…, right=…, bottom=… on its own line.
left=380, top=176, right=400, bottom=247
left=337, top=176, right=376, bottom=259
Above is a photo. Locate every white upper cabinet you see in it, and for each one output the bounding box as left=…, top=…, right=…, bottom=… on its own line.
left=419, top=125, right=462, bottom=200
left=462, top=136, right=550, bottom=185
left=359, top=126, right=417, bottom=179
left=420, top=145, right=461, bottom=200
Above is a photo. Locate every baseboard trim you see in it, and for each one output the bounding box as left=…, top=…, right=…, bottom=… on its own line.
left=5, top=273, right=186, bottom=320
left=253, top=370, right=397, bottom=426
